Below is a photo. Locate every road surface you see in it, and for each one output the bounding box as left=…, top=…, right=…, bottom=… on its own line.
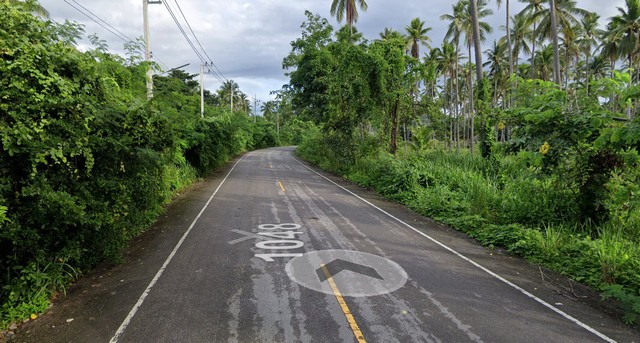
left=13, top=147, right=640, bottom=342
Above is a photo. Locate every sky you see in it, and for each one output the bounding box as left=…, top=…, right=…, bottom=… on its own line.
left=38, top=0, right=625, bottom=107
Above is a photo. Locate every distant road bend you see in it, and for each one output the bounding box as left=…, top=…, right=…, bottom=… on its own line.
left=15, top=147, right=640, bottom=342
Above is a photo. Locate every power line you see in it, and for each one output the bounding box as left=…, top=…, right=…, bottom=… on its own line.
left=162, top=1, right=206, bottom=63
left=70, top=0, right=133, bottom=45
left=62, top=0, right=168, bottom=70
left=170, top=0, right=227, bottom=81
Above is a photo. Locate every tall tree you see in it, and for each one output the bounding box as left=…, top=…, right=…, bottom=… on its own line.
left=217, top=80, right=242, bottom=112
left=484, top=40, right=509, bottom=106
left=550, top=0, right=562, bottom=84
left=330, top=0, right=368, bottom=36
left=609, top=0, right=640, bottom=82
left=379, top=27, right=395, bottom=40
left=518, top=0, right=546, bottom=79
left=405, top=17, right=432, bottom=59
left=577, top=12, right=602, bottom=92
left=496, top=0, right=513, bottom=77
left=532, top=0, right=589, bottom=84
left=509, top=14, right=532, bottom=72
left=470, top=0, right=485, bottom=82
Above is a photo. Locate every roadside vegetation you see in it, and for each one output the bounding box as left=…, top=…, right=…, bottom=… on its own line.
left=280, top=3, right=640, bottom=326
left=0, top=1, right=313, bottom=328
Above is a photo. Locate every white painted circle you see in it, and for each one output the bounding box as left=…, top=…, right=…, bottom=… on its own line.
left=285, top=250, right=408, bottom=297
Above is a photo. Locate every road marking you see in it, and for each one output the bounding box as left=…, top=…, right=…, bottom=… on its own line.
left=109, top=156, right=245, bottom=343
left=320, top=264, right=367, bottom=343
left=227, top=229, right=268, bottom=245
left=278, top=181, right=286, bottom=192
left=294, top=157, right=616, bottom=343
left=286, top=250, right=407, bottom=297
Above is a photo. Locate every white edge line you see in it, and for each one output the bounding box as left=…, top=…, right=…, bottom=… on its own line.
left=293, top=156, right=616, bottom=343
left=109, top=155, right=245, bottom=343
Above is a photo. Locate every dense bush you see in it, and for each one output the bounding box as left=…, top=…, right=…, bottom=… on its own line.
left=298, top=133, right=640, bottom=325
left=0, top=3, right=272, bottom=326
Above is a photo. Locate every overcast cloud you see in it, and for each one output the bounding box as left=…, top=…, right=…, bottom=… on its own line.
left=38, top=0, right=624, bottom=105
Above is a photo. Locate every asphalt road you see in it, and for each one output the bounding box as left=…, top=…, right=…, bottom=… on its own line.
left=13, top=147, right=640, bottom=342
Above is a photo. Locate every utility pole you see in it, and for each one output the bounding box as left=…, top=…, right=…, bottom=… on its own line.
left=143, top=0, right=161, bottom=99
left=230, top=86, right=234, bottom=112
left=200, top=63, right=205, bottom=117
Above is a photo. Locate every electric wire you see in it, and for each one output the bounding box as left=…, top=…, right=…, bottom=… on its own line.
left=162, top=0, right=225, bottom=83
left=170, top=0, right=228, bottom=81
left=62, top=0, right=168, bottom=70
left=66, top=0, right=229, bottom=83
left=162, top=1, right=206, bottom=63
left=70, top=0, right=133, bottom=45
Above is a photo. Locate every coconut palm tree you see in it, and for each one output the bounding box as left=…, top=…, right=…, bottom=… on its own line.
left=379, top=27, right=395, bottom=40
left=508, top=14, right=532, bottom=78
left=532, top=0, right=589, bottom=84
left=496, top=0, right=513, bottom=77
left=601, top=21, right=624, bottom=78
left=518, top=0, right=546, bottom=79
left=534, top=44, right=555, bottom=81
left=609, top=0, right=640, bottom=82
left=436, top=42, right=463, bottom=151
left=217, top=80, right=241, bottom=112
left=330, top=0, right=368, bottom=36
left=442, top=0, right=492, bottom=153
left=405, top=17, right=432, bottom=59
left=484, top=40, right=509, bottom=106
left=469, top=0, right=488, bottom=82
left=577, top=12, right=603, bottom=92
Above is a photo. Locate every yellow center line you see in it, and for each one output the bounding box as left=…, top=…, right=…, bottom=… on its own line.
left=320, top=264, right=367, bottom=343
left=277, top=181, right=286, bottom=193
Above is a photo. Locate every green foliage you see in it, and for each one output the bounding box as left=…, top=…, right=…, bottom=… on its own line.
left=287, top=9, right=640, bottom=327
left=298, top=126, right=640, bottom=325
left=603, top=285, right=640, bottom=325
left=0, top=4, right=275, bottom=327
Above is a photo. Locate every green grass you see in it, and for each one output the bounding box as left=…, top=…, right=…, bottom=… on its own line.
left=297, top=141, right=640, bottom=326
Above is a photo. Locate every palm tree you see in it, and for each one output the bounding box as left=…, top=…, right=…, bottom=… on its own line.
left=217, top=80, right=241, bottom=112
left=405, top=18, right=432, bottom=59
left=518, top=0, right=546, bottom=79
left=601, top=21, right=624, bottom=78
left=484, top=40, right=509, bottom=106
left=550, top=0, right=562, bottom=84
left=532, top=0, right=589, bottom=84
left=379, top=27, right=395, bottom=40
left=509, top=14, right=532, bottom=77
left=436, top=42, right=463, bottom=150
left=237, top=93, right=250, bottom=114
left=470, top=0, right=487, bottom=82
left=496, top=0, right=513, bottom=77
left=330, top=0, right=368, bottom=36
left=609, top=0, right=640, bottom=82
left=577, top=12, right=603, bottom=92
left=534, top=44, right=555, bottom=81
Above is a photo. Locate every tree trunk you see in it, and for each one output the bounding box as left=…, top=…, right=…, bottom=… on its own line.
left=507, top=0, right=513, bottom=77
left=530, top=22, right=537, bottom=80
left=390, top=96, right=400, bottom=155
left=470, top=0, right=483, bottom=156
left=470, top=0, right=484, bottom=81
left=468, top=42, right=475, bottom=154
left=549, top=0, right=561, bottom=85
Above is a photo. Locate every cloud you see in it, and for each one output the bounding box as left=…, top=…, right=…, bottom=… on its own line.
left=39, top=0, right=626, bottom=103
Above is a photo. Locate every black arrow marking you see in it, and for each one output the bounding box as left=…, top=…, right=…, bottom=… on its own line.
left=316, top=259, right=383, bottom=283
